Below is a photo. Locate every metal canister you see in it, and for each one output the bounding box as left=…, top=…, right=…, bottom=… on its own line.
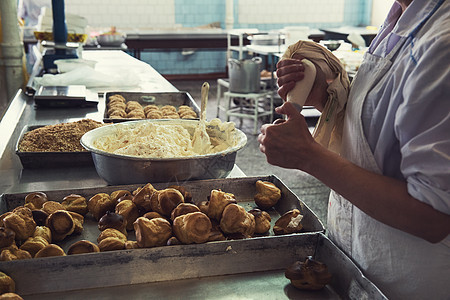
left=228, top=57, right=262, bottom=93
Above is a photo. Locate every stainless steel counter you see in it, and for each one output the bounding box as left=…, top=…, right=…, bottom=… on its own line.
left=0, top=50, right=244, bottom=195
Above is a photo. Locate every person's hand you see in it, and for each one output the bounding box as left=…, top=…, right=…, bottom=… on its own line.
left=258, top=102, right=319, bottom=171
left=276, top=58, right=329, bottom=112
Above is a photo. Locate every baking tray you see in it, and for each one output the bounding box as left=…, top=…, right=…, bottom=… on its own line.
left=1, top=176, right=390, bottom=298
left=15, top=125, right=94, bottom=169
left=103, top=91, right=200, bottom=123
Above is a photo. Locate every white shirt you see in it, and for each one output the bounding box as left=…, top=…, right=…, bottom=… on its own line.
left=362, top=0, right=450, bottom=215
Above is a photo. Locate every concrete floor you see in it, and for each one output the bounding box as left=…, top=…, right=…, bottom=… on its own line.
left=171, top=79, right=330, bottom=227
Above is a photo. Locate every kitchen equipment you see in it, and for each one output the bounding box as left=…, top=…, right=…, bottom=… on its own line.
left=80, top=119, right=247, bottom=184
left=33, top=85, right=99, bottom=107
left=96, top=33, right=126, bottom=47
left=228, top=57, right=262, bottom=93
left=247, top=33, right=283, bottom=45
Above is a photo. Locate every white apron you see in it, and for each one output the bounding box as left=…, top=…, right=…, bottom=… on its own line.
left=327, top=2, right=450, bottom=299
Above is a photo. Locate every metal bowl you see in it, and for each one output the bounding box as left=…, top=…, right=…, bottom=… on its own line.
left=96, top=34, right=126, bottom=46
left=80, top=119, right=247, bottom=185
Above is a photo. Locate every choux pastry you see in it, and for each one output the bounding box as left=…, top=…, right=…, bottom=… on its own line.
left=134, top=217, right=172, bottom=248
left=254, top=180, right=281, bottom=209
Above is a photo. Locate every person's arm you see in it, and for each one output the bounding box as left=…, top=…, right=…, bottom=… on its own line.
left=258, top=102, right=450, bottom=243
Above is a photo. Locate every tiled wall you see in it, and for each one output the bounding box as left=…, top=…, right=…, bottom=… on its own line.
left=62, top=0, right=372, bottom=75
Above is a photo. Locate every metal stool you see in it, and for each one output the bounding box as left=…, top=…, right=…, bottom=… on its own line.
left=218, top=90, right=274, bottom=135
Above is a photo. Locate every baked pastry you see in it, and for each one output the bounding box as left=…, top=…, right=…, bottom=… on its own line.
left=167, top=185, right=193, bottom=203
left=196, top=201, right=209, bottom=215
left=146, top=110, right=163, bottom=119
left=0, top=245, right=32, bottom=261
left=34, top=244, right=66, bottom=258
left=108, top=94, right=126, bottom=103
left=61, top=194, right=88, bottom=215
left=46, top=210, right=75, bottom=241
left=67, top=240, right=100, bottom=255
left=31, top=209, right=49, bottom=226
left=24, top=191, right=48, bottom=210
left=97, top=228, right=127, bottom=244
left=124, top=240, right=139, bottom=249
left=150, top=188, right=184, bottom=217
left=254, top=180, right=281, bottom=209
left=87, top=193, right=116, bottom=221
left=219, top=203, right=255, bottom=238
left=98, top=211, right=127, bottom=235
left=0, top=227, right=15, bottom=248
left=19, top=236, right=49, bottom=257
left=248, top=209, right=272, bottom=234
left=32, top=226, right=52, bottom=243
left=173, top=212, right=212, bottom=244
left=273, top=209, right=303, bottom=235
left=0, top=292, right=23, bottom=299
left=110, top=190, right=133, bottom=205
left=115, top=200, right=139, bottom=231
left=285, top=257, right=332, bottom=290
left=67, top=211, right=84, bottom=234
left=3, top=206, right=36, bottom=241
left=143, top=104, right=159, bottom=114
left=133, top=217, right=172, bottom=248
left=207, top=189, right=237, bottom=221
left=207, top=219, right=226, bottom=242
left=142, top=211, right=165, bottom=220
left=0, top=212, right=12, bottom=227
left=160, top=105, right=177, bottom=113
left=132, top=183, right=157, bottom=212
left=0, top=272, right=15, bottom=294
left=98, top=237, right=126, bottom=252
left=41, top=201, right=65, bottom=215
left=166, top=236, right=182, bottom=246
left=170, top=203, right=200, bottom=221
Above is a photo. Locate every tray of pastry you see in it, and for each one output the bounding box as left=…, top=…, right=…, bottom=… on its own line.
left=0, top=175, right=359, bottom=298
left=15, top=119, right=104, bottom=169
left=103, top=91, right=200, bottom=123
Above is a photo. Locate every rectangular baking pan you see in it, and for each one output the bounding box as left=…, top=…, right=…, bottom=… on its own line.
left=15, top=125, right=94, bottom=169
left=103, top=91, right=200, bottom=122
left=0, top=176, right=387, bottom=298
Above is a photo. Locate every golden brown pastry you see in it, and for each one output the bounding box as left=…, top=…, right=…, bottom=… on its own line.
left=142, top=211, right=165, bottom=220
left=132, top=183, right=157, bottom=212
left=207, top=219, right=226, bottom=242
left=31, top=209, right=49, bottom=226
left=207, top=189, right=237, bottom=221
left=285, top=257, right=332, bottom=290
left=87, top=193, right=116, bottom=221
left=67, top=240, right=100, bottom=255
left=98, top=212, right=127, bottom=235
left=108, top=94, right=126, bottom=103
left=273, top=209, right=303, bottom=235
left=248, top=209, right=272, bottom=234
left=0, top=227, right=15, bottom=248
left=97, top=228, right=127, bottom=244
left=32, top=226, right=52, bottom=243
left=24, top=191, right=48, bottom=210
left=254, top=180, right=282, bottom=209
left=166, top=236, right=182, bottom=246
left=146, top=110, right=163, bottom=119
left=3, top=206, right=36, bottom=241
left=173, top=212, right=212, bottom=244
left=219, top=203, right=255, bottom=238
left=67, top=211, right=84, bottom=234
left=19, top=236, right=49, bottom=257
left=124, top=240, right=139, bottom=249
left=150, top=188, right=184, bottom=217
left=0, top=245, right=31, bottom=261
left=0, top=272, right=15, bottom=294
left=167, top=185, right=193, bottom=203
left=109, top=110, right=127, bottom=118
left=98, top=237, right=125, bottom=252
left=196, top=201, right=209, bottom=215
left=170, top=203, right=200, bottom=221
left=143, top=104, right=159, bottom=114
left=46, top=210, right=75, bottom=241
left=41, top=201, right=65, bottom=215
left=34, top=244, right=66, bottom=258
left=115, top=200, right=139, bottom=231
left=61, top=194, right=88, bottom=215
left=127, top=110, right=146, bottom=119
left=0, top=292, right=23, bottom=300
left=110, top=190, right=133, bottom=205
left=133, top=217, right=172, bottom=248
left=160, top=105, right=177, bottom=113
left=0, top=212, right=12, bottom=227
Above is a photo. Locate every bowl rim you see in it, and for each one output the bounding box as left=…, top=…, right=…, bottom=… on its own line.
left=80, top=119, right=247, bottom=161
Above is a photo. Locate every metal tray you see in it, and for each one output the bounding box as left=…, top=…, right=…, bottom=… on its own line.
left=15, top=125, right=94, bottom=169
left=103, top=91, right=200, bottom=123
left=0, top=176, right=367, bottom=298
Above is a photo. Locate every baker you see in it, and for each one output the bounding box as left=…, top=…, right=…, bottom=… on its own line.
left=258, top=0, right=450, bottom=298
